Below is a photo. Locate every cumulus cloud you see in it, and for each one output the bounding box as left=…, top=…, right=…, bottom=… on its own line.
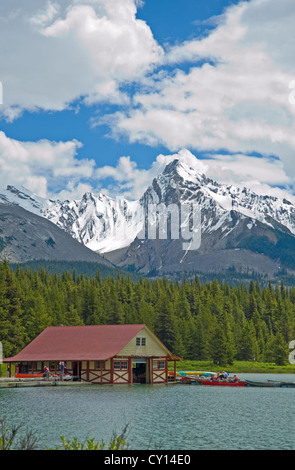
left=0, top=0, right=163, bottom=118
left=30, top=2, right=60, bottom=27
left=95, top=156, right=153, bottom=199
left=203, top=153, right=290, bottom=187
left=94, top=151, right=200, bottom=200
left=107, top=0, right=295, bottom=179
left=1, top=0, right=295, bottom=203
left=0, top=126, right=292, bottom=203
left=93, top=148, right=294, bottom=202
left=42, top=0, right=163, bottom=102
left=0, top=131, right=95, bottom=198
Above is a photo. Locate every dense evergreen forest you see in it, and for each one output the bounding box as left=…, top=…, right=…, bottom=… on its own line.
left=0, top=260, right=294, bottom=367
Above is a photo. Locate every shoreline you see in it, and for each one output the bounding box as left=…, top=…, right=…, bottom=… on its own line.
left=169, top=360, right=295, bottom=375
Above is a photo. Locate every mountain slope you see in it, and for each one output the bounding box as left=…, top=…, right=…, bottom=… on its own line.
left=115, top=214, right=295, bottom=277
left=0, top=203, right=112, bottom=265
left=108, top=160, right=295, bottom=276
left=3, top=159, right=295, bottom=278
left=0, top=186, right=142, bottom=253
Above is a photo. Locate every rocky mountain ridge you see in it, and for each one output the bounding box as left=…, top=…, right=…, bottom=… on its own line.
left=2, top=159, right=295, bottom=277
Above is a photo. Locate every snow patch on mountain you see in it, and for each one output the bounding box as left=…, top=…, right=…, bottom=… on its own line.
left=0, top=185, right=143, bottom=253
left=2, top=158, right=295, bottom=254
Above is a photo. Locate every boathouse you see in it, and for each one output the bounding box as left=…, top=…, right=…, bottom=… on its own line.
left=4, top=324, right=180, bottom=384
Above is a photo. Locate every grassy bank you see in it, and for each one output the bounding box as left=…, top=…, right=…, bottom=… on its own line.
left=169, top=360, right=295, bottom=374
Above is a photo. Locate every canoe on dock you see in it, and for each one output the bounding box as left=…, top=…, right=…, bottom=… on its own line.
left=15, top=373, right=44, bottom=379
left=168, top=371, right=217, bottom=377
left=181, top=371, right=217, bottom=377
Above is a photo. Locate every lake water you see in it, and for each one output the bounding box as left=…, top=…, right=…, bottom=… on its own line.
left=1, top=373, right=295, bottom=450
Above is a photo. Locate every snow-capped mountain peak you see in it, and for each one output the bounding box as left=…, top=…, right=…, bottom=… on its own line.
left=2, top=159, right=295, bottom=257
left=0, top=185, right=143, bottom=253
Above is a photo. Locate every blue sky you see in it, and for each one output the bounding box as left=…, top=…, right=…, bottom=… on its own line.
left=0, top=0, right=295, bottom=202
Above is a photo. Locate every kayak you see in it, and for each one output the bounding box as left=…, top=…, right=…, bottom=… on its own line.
left=201, top=380, right=246, bottom=387
left=15, top=373, right=44, bottom=378
left=168, top=371, right=217, bottom=377
left=181, top=371, right=217, bottom=376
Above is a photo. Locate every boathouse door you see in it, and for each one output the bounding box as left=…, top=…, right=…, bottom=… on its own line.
left=72, top=361, right=81, bottom=381
left=132, top=359, right=147, bottom=384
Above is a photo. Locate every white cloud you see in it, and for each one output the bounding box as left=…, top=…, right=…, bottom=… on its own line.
left=42, top=1, right=163, bottom=85
left=94, top=149, right=208, bottom=200
left=0, top=0, right=163, bottom=118
left=199, top=153, right=292, bottom=191
left=58, top=181, right=94, bottom=201
left=95, top=156, right=153, bottom=199
left=107, top=0, right=295, bottom=180
left=30, top=2, right=60, bottom=26
left=93, top=148, right=294, bottom=202
left=1, top=0, right=295, bottom=203
left=0, top=126, right=293, bottom=203
left=0, top=131, right=95, bottom=198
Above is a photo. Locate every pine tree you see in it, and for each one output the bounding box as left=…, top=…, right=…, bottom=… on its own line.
left=103, top=285, right=124, bottom=325
left=154, top=291, right=177, bottom=352
left=193, top=315, right=210, bottom=360
left=237, top=321, right=257, bottom=361
left=210, top=324, right=228, bottom=367
left=264, top=332, right=289, bottom=365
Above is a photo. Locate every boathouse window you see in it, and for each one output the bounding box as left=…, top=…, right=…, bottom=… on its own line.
left=153, top=360, right=165, bottom=370
left=114, top=361, right=128, bottom=370
left=136, top=337, right=146, bottom=346
left=95, top=361, right=105, bottom=370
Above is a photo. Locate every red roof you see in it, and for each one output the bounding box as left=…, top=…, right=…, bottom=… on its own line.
left=5, top=324, right=149, bottom=362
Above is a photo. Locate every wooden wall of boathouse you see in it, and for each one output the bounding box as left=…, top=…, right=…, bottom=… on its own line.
left=10, top=326, right=177, bottom=384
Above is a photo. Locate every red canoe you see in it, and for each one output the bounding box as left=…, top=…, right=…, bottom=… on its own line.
left=201, top=380, right=246, bottom=386
left=15, top=373, right=44, bottom=378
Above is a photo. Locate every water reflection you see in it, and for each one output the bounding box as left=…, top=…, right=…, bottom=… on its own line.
left=1, top=374, right=295, bottom=450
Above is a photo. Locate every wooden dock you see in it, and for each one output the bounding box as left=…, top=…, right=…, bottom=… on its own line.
left=0, top=377, right=90, bottom=388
